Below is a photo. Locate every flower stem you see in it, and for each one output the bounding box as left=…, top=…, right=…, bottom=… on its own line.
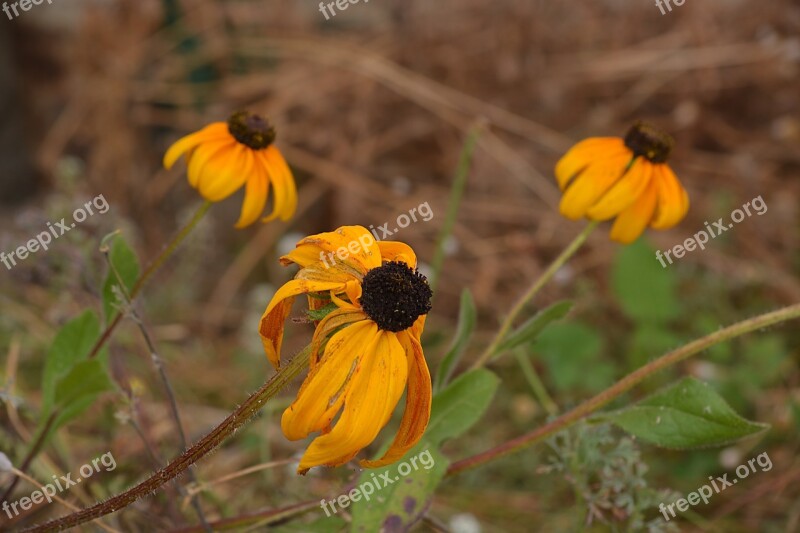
left=471, top=221, right=598, bottom=369
left=430, top=121, right=485, bottom=294
left=23, top=347, right=311, bottom=533
left=88, top=200, right=212, bottom=360
left=448, top=302, right=800, bottom=476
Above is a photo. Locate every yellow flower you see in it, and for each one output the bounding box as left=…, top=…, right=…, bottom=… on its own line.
left=555, top=122, right=689, bottom=243
left=163, top=111, right=298, bottom=228
left=260, top=226, right=432, bottom=474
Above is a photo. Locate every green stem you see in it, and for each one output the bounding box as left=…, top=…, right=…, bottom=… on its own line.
left=430, top=122, right=485, bottom=294
left=472, top=221, right=597, bottom=369
left=23, top=347, right=311, bottom=533
left=88, top=201, right=212, bottom=359
left=448, top=302, right=800, bottom=476
left=514, top=348, right=558, bottom=416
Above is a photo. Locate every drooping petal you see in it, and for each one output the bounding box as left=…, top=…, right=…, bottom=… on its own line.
left=650, top=164, right=690, bottom=230
left=558, top=151, right=634, bottom=220
left=377, top=241, right=418, bottom=269
left=235, top=156, right=269, bottom=228
left=197, top=144, right=251, bottom=202
left=187, top=140, right=235, bottom=188
left=555, top=137, right=629, bottom=190
left=260, top=279, right=347, bottom=367
left=163, top=122, right=229, bottom=170
left=586, top=157, right=653, bottom=221
left=360, top=331, right=432, bottom=468
left=309, top=308, right=368, bottom=368
left=609, top=179, right=658, bottom=244
left=296, top=329, right=409, bottom=473
left=262, top=146, right=298, bottom=222
left=282, top=321, right=379, bottom=442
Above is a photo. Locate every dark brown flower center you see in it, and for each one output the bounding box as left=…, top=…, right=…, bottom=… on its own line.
left=360, top=261, right=432, bottom=332
left=624, top=122, right=674, bottom=163
left=227, top=111, right=276, bottom=150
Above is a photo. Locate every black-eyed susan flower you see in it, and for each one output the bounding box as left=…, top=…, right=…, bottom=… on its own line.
left=259, top=226, right=432, bottom=474
left=163, top=111, right=298, bottom=228
left=555, top=122, right=689, bottom=243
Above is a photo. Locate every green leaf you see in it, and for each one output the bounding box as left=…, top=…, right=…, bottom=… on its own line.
left=433, top=289, right=476, bottom=392
left=102, top=235, right=140, bottom=320
left=534, top=322, right=614, bottom=393
left=600, top=377, right=768, bottom=449
left=612, top=239, right=680, bottom=324
left=306, top=302, right=339, bottom=322
left=350, top=369, right=499, bottom=532
left=495, top=300, right=573, bottom=354
left=54, top=360, right=114, bottom=411
left=41, top=311, right=100, bottom=419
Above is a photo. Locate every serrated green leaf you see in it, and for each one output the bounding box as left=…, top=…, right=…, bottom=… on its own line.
left=434, top=289, right=476, bottom=392
left=612, top=239, right=680, bottom=324
left=41, top=311, right=100, bottom=419
left=102, top=236, right=140, bottom=320
left=495, top=300, right=573, bottom=355
left=600, top=377, right=768, bottom=449
left=350, top=369, right=499, bottom=532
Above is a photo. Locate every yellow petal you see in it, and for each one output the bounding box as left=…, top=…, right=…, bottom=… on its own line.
left=586, top=157, right=653, bottom=221
left=558, top=152, right=633, bottom=220
left=377, top=241, right=418, bottom=269
left=260, top=279, right=347, bottom=367
left=187, top=140, right=234, bottom=188
left=360, top=331, right=431, bottom=468
left=197, top=144, right=251, bottom=202
left=282, top=321, right=378, bottom=441
left=282, top=226, right=382, bottom=278
left=261, top=147, right=298, bottom=222
left=609, top=180, right=658, bottom=244
left=234, top=161, right=269, bottom=228
left=297, top=329, right=408, bottom=473
left=309, top=308, right=368, bottom=368
left=555, top=137, right=628, bottom=190
left=163, top=123, right=228, bottom=169
left=650, top=164, right=690, bottom=230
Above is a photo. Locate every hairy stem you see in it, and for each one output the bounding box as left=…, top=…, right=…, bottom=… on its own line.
left=450, top=303, right=800, bottom=475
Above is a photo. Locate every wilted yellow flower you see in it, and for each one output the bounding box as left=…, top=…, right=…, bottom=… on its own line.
left=260, top=226, right=432, bottom=474
left=163, top=111, right=298, bottom=228
left=556, top=122, right=689, bottom=243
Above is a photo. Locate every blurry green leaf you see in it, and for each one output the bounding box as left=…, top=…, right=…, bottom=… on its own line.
left=495, top=300, right=573, bottom=355
left=41, top=311, right=100, bottom=419
left=351, top=369, right=499, bottom=532
left=627, top=323, right=681, bottom=370
left=434, top=289, right=476, bottom=392
left=54, top=360, right=113, bottom=411
left=534, top=322, right=614, bottom=393
left=102, top=235, right=140, bottom=320
left=600, top=377, right=768, bottom=449
left=612, top=239, right=680, bottom=323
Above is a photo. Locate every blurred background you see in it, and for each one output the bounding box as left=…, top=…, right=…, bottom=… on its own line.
left=1, top=0, right=799, bottom=531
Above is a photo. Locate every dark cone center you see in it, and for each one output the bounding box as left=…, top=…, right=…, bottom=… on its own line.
left=624, top=122, right=674, bottom=163
left=228, top=111, right=276, bottom=150
left=360, top=261, right=432, bottom=332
